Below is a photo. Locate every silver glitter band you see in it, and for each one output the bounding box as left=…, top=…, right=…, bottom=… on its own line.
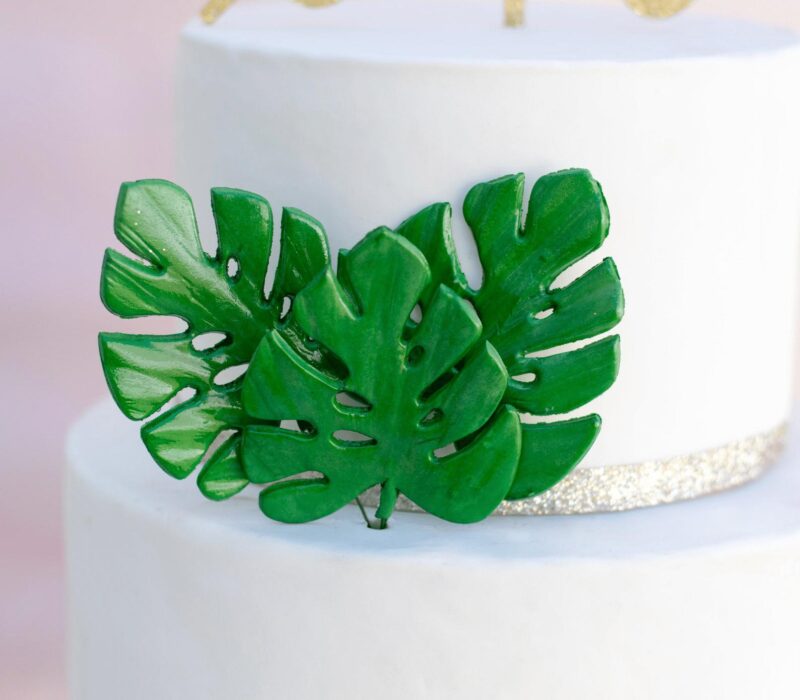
left=361, top=423, right=788, bottom=516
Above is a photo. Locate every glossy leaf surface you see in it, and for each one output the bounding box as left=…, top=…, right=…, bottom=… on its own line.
left=99, top=181, right=329, bottom=499
left=242, top=229, right=521, bottom=524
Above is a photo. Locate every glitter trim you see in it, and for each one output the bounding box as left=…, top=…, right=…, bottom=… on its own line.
left=360, top=424, right=788, bottom=516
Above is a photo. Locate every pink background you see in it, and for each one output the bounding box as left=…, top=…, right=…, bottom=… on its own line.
left=2, top=1, right=799, bottom=697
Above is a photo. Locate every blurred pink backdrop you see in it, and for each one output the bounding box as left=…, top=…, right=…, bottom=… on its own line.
left=2, top=1, right=799, bottom=697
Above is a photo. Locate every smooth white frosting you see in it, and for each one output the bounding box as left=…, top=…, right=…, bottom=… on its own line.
left=176, top=2, right=800, bottom=469
left=67, top=401, right=800, bottom=698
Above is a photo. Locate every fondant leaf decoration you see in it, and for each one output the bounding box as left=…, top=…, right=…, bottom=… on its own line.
left=242, top=228, right=521, bottom=525
left=397, top=169, right=624, bottom=499
left=99, top=180, right=329, bottom=500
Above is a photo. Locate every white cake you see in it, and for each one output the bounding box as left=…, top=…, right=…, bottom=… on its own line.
left=69, top=2, right=800, bottom=698
left=68, top=401, right=800, bottom=699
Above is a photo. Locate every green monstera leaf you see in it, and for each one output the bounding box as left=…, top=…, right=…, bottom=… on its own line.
left=397, top=169, right=624, bottom=500
left=241, top=228, right=521, bottom=525
left=99, top=180, right=329, bottom=500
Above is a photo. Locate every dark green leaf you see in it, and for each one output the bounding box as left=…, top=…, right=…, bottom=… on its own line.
left=397, top=170, right=624, bottom=499
left=509, top=416, right=601, bottom=500
left=242, top=229, right=520, bottom=524
left=99, top=180, right=329, bottom=497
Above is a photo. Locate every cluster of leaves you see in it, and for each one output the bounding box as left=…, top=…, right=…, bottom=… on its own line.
left=99, top=169, right=623, bottom=525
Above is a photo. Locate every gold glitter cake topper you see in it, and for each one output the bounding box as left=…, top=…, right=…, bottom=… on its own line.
left=201, top=0, right=340, bottom=25
left=200, top=0, right=693, bottom=27
left=200, top=0, right=236, bottom=24
left=625, top=0, right=693, bottom=19
left=506, top=0, right=695, bottom=25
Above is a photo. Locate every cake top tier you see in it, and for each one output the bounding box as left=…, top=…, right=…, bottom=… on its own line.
left=185, top=0, right=799, bottom=63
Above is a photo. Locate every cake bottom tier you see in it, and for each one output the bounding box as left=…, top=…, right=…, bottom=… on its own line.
left=67, top=402, right=800, bottom=700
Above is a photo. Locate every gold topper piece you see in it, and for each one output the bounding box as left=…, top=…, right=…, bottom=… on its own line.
left=200, top=0, right=692, bottom=27
left=505, top=0, right=525, bottom=28
left=200, top=0, right=236, bottom=24
left=505, top=0, right=692, bottom=25
left=624, top=0, right=692, bottom=18
left=201, top=0, right=340, bottom=25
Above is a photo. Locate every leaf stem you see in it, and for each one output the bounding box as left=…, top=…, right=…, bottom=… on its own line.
left=355, top=496, right=388, bottom=530
left=375, top=480, right=397, bottom=526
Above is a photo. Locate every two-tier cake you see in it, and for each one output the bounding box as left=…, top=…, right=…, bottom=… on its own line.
left=67, top=2, right=800, bottom=698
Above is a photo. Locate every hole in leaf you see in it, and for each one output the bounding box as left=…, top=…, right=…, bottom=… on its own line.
left=177, top=386, right=197, bottom=404
left=174, top=386, right=198, bottom=404
left=410, top=304, right=423, bottom=324
left=268, top=471, right=326, bottom=487
left=336, top=391, right=372, bottom=411
left=407, top=345, right=425, bottom=367
left=420, top=366, right=459, bottom=402
left=461, top=296, right=480, bottom=317
left=192, top=332, right=228, bottom=352
left=280, top=296, right=292, bottom=320
left=421, top=408, right=443, bottom=426
left=146, top=386, right=199, bottom=422
left=226, top=258, right=240, bottom=279
left=297, top=420, right=316, bottom=435
left=512, top=372, right=538, bottom=384
left=213, top=363, right=248, bottom=386
left=332, top=430, right=377, bottom=447
left=533, top=306, right=555, bottom=321
left=434, top=443, right=457, bottom=459
left=276, top=420, right=317, bottom=436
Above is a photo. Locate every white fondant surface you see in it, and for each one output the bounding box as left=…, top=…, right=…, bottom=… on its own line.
left=68, top=401, right=800, bottom=699
left=176, top=2, right=800, bottom=470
